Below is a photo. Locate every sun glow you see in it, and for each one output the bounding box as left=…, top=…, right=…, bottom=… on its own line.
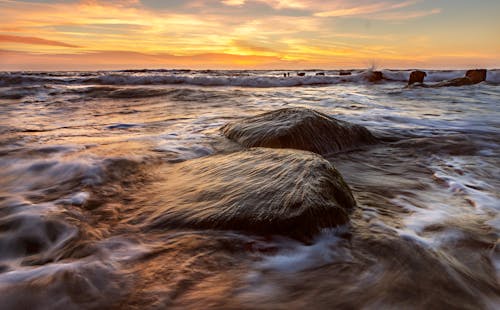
left=0, top=0, right=499, bottom=70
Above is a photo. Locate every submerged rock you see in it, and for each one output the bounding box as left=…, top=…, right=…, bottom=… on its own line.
left=408, top=70, right=427, bottom=85
left=221, top=108, right=377, bottom=156
left=145, top=148, right=355, bottom=240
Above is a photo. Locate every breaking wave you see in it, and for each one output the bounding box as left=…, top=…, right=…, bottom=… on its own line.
left=1, top=69, right=498, bottom=88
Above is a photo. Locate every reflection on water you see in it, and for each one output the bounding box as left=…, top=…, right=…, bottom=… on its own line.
left=0, top=71, right=499, bottom=309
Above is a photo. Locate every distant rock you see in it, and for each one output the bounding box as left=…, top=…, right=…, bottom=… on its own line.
left=465, top=69, right=487, bottom=84
left=145, top=148, right=356, bottom=240
left=408, top=70, right=427, bottom=85
left=433, top=69, right=487, bottom=87
left=339, top=71, right=351, bottom=76
left=221, top=108, right=377, bottom=156
left=316, top=72, right=325, bottom=76
left=297, top=72, right=306, bottom=76
left=366, top=71, right=383, bottom=82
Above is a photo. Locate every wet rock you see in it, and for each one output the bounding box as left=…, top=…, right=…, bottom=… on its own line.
left=297, top=72, right=306, bottom=76
left=434, top=77, right=472, bottom=87
left=465, top=69, right=487, bottom=84
left=221, top=108, right=377, bottom=156
left=316, top=72, right=325, bottom=76
left=339, top=71, right=352, bottom=76
left=434, top=69, right=487, bottom=87
left=145, top=148, right=356, bottom=240
left=408, top=70, right=427, bottom=85
left=366, top=71, right=383, bottom=82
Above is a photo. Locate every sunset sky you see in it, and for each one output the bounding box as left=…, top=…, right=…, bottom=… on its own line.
left=1, top=0, right=499, bottom=70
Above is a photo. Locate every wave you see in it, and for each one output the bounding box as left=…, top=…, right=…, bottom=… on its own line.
left=1, top=69, right=499, bottom=88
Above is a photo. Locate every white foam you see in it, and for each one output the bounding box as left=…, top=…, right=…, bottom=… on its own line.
left=485, top=69, right=500, bottom=84
left=431, top=157, right=499, bottom=213
left=381, top=70, right=410, bottom=81
left=3, top=69, right=498, bottom=88
left=257, top=227, right=352, bottom=273
left=390, top=155, right=500, bottom=281
left=425, top=70, right=466, bottom=82
left=70, top=192, right=90, bottom=206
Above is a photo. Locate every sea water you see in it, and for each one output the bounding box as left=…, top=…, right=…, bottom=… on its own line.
left=0, top=69, right=499, bottom=309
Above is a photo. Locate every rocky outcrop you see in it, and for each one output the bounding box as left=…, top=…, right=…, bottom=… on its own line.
left=465, top=69, right=487, bottom=83
left=145, top=148, right=355, bottom=240
left=339, top=71, right=352, bottom=76
left=316, top=72, right=325, bottom=76
left=221, top=108, right=377, bottom=156
left=408, top=70, right=427, bottom=85
left=366, top=71, right=383, bottom=82
left=297, top=72, right=306, bottom=76
left=434, top=69, right=487, bottom=87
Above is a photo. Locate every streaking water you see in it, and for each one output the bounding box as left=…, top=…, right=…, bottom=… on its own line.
left=0, top=70, right=499, bottom=309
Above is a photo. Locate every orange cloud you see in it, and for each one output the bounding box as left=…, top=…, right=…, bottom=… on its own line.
left=0, top=34, right=81, bottom=48
left=314, top=0, right=418, bottom=17
left=0, top=49, right=293, bottom=70
left=0, top=0, right=497, bottom=69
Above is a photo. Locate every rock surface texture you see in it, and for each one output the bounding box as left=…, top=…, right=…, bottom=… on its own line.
left=145, top=148, right=356, bottom=240
left=408, top=70, right=427, bottom=85
left=221, top=108, right=377, bottom=156
left=434, top=69, right=487, bottom=87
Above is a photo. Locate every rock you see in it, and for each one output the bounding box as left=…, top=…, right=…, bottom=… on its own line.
left=297, top=72, right=306, bottom=76
left=433, top=69, right=487, bottom=87
left=433, top=77, right=471, bottom=87
left=465, top=69, right=487, bottom=84
left=339, top=71, right=351, bottom=76
left=408, top=70, right=427, bottom=85
left=145, top=148, right=356, bottom=240
left=366, top=71, right=383, bottom=82
left=221, top=108, right=377, bottom=156
left=316, top=72, right=325, bottom=76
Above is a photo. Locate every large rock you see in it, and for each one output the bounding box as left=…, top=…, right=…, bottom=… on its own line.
left=221, top=108, right=377, bottom=156
left=408, top=70, right=427, bottom=85
left=145, top=148, right=356, bottom=240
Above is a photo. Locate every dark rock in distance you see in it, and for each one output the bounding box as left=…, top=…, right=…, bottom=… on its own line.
left=408, top=70, right=427, bottom=85
left=433, top=69, right=487, bottom=87
left=316, top=72, right=325, bottom=76
left=366, top=71, right=383, bottom=82
left=221, top=108, right=377, bottom=156
left=145, top=148, right=356, bottom=240
left=339, top=71, right=352, bottom=76
left=297, top=72, right=306, bottom=76
left=465, top=69, right=487, bottom=83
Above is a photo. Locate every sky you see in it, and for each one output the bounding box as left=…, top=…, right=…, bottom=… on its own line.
left=0, top=0, right=499, bottom=70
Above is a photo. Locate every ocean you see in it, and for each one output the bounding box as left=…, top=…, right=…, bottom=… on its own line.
left=0, top=69, right=499, bottom=309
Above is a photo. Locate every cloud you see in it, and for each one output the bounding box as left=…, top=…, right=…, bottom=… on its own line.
left=313, top=0, right=419, bottom=17
left=0, top=0, right=497, bottom=69
left=0, top=49, right=293, bottom=70
left=221, top=0, right=246, bottom=6
left=370, top=8, right=441, bottom=20
left=0, top=34, right=80, bottom=47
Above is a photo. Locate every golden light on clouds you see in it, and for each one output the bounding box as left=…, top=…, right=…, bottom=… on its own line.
left=0, top=0, right=498, bottom=70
